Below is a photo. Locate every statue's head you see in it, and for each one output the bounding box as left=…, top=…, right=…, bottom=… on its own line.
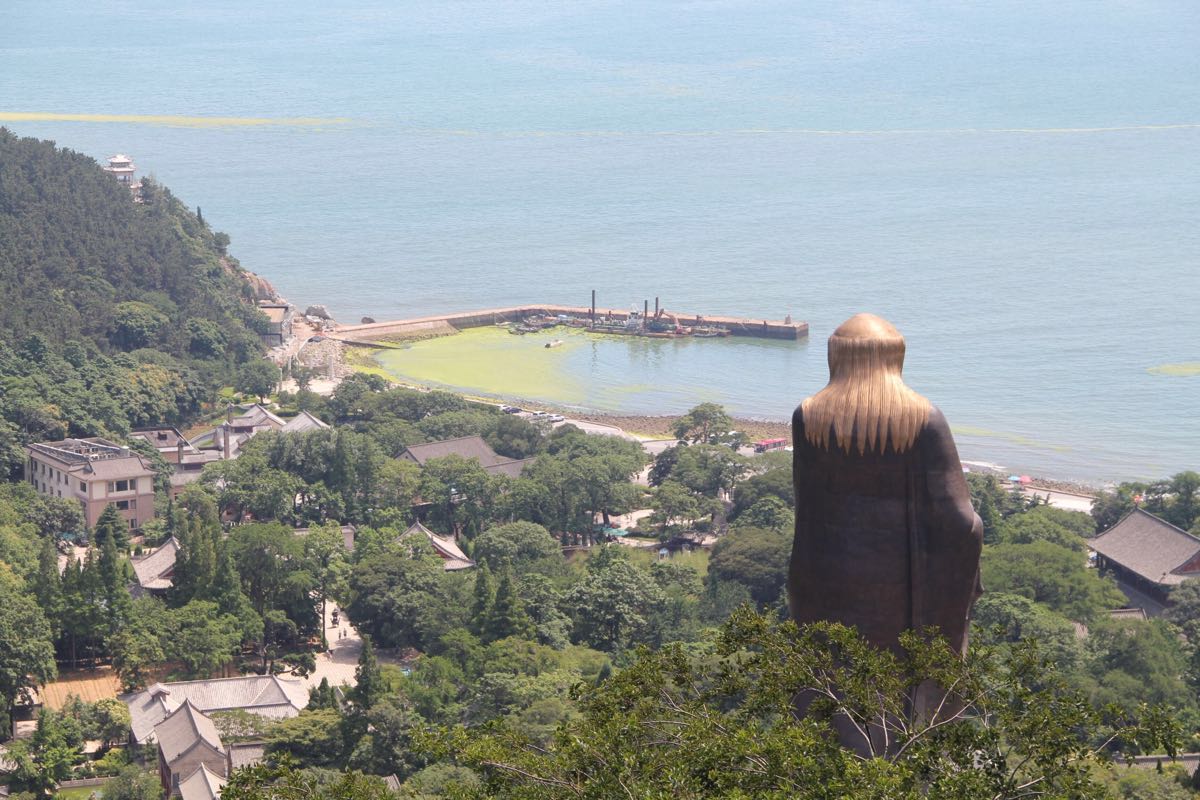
left=828, top=313, right=907, bottom=378
left=803, top=313, right=931, bottom=454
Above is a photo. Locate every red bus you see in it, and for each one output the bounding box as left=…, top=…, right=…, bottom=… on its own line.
left=754, top=437, right=789, bottom=453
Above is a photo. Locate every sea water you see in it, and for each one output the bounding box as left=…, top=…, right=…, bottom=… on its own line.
left=4, top=1, right=1198, bottom=483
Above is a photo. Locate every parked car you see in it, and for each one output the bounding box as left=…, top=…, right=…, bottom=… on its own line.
left=547, top=414, right=566, bottom=423
left=501, top=405, right=522, bottom=414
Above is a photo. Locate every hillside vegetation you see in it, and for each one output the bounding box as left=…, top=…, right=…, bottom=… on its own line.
left=0, top=130, right=268, bottom=476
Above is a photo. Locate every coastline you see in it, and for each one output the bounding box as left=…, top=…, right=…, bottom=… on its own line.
left=296, top=328, right=1103, bottom=497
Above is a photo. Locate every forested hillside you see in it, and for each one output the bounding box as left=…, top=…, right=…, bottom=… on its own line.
left=0, top=130, right=269, bottom=477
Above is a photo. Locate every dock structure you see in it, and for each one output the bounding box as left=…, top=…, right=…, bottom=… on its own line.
left=330, top=304, right=808, bottom=342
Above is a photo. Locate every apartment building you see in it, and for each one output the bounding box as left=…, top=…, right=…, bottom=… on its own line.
left=25, top=437, right=156, bottom=531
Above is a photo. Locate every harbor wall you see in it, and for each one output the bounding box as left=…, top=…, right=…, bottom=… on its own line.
left=332, top=305, right=808, bottom=341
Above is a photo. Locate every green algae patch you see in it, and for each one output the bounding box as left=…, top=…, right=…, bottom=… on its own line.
left=370, top=326, right=590, bottom=405
left=951, top=425, right=1070, bottom=453
left=1147, top=362, right=1200, bottom=377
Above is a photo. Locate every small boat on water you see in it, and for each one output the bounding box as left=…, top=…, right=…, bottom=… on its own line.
left=545, top=339, right=564, bottom=348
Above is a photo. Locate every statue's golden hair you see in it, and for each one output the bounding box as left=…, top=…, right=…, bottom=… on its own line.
left=802, top=313, right=931, bottom=454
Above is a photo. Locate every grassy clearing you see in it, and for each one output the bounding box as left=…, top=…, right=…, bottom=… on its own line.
left=624, top=545, right=711, bottom=577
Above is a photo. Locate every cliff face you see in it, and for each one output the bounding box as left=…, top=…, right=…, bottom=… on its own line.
left=230, top=263, right=282, bottom=303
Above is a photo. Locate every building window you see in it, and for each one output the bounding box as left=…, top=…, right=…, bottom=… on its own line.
left=79, top=481, right=86, bottom=493
left=115, top=500, right=130, bottom=511
left=129, top=519, right=136, bottom=529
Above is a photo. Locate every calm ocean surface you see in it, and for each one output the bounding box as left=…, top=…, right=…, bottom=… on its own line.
left=4, top=1, right=1198, bottom=483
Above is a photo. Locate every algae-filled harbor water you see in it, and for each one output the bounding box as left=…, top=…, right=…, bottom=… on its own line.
left=367, top=324, right=1191, bottom=485
left=371, top=325, right=810, bottom=419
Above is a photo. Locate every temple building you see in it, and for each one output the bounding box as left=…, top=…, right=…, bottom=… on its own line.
left=1089, top=508, right=1200, bottom=613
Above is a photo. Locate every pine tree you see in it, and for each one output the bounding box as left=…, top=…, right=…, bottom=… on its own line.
left=98, top=533, right=133, bottom=638
left=74, top=548, right=106, bottom=665
left=93, top=504, right=128, bottom=551
left=484, top=566, right=534, bottom=643
left=210, top=543, right=244, bottom=614
left=353, top=635, right=385, bottom=711
left=32, top=537, right=63, bottom=641
left=308, top=677, right=338, bottom=710
left=469, top=565, right=494, bottom=636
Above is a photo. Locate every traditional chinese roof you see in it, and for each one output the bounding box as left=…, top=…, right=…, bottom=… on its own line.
left=125, top=675, right=308, bottom=744
left=280, top=410, right=329, bottom=434
left=401, top=436, right=510, bottom=467
left=401, top=521, right=475, bottom=570
left=485, top=457, right=533, bottom=478
left=227, top=741, right=266, bottom=771
left=156, top=700, right=224, bottom=766
left=178, top=763, right=226, bottom=800
left=130, top=537, right=179, bottom=594
left=1090, top=509, right=1200, bottom=587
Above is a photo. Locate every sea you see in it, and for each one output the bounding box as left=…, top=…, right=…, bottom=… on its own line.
left=4, top=1, right=1199, bottom=484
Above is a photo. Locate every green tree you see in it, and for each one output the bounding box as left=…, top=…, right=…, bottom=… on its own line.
left=264, top=708, right=347, bottom=768
left=111, top=301, right=169, bottom=350
left=672, top=402, right=734, bottom=445
left=346, top=546, right=446, bottom=650
left=981, top=541, right=1125, bottom=623
left=971, top=592, right=1083, bottom=671
left=0, top=568, right=56, bottom=734
left=93, top=502, right=129, bottom=550
left=104, top=764, right=163, bottom=800
left=167, top=599, right=241, bottom=677
left=1166, top=470, right=1200, bottom=531
left=567, top=549, right=665, bottom=652
left=353, top=634, right=386, bottom=711
left=673, top=443, right=749, bottom=499
left=440, top=609, right=1180, bottom=800
left=222, top=759, right=396, bottom=799
left=707, top=526, right=791, bottom=606
left=237, top=359, right=282, bottom=401
left=483, top=566, right=535, bottom=643
left=98, top=532, right=134, bottom=637
left=650, top=480, right=705, bottom=533
left=472, top=521, right=561, bottom=573
left=419, top=454, right=497, bottom=538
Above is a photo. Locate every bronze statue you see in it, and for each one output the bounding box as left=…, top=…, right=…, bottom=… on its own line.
left=789, top=313, right=982, bottom=656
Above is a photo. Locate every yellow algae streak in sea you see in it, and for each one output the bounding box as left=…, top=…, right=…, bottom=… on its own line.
left=0, top=112, right=351, bottom=129
left=1147, top=362, right=1200, bottom=377
left=371, top=326, right=589, bottom=405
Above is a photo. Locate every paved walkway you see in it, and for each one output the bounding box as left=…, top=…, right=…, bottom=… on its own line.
left=304, top=602, right=362, bottom=691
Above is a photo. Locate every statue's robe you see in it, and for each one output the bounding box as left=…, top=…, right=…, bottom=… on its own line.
left=788, top=406, right=983, bottom=656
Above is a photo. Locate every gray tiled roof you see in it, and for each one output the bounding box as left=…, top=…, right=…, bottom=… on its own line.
left=130, top=537, right=179, bottom=592
left=281, top=411, right=329, bottom=433
left=125, top=675, right=308, bottom=744
left=178, top=763, right=226, bottom=800
left=1090, top=509, right=1200, bottom=587
left=401, top=522, right=475, bottom=571
left=156, top=700, right=224, bottom=765
left=227, top=741, right=266, bottom=771
left=485, top=457, right=532, bottom=479
left=402, top=436, right=509, bottom=467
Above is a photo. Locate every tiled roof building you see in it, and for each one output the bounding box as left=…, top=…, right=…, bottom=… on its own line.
left=1090, top=508, right=1200, bottom=609
left=400, top=435, right=531, bottom=477
left=177, top=763, right=226, bottom=800
left=130, top=537, right=180, bottom=598
left=155, top=701, right=226, bottom=797
left=125, top=675, right=308, bottom=746
left=400, top=521, right=475, bottom=571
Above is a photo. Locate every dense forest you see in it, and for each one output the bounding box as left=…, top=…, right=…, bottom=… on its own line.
left=0, top=129, right=268, bottom=477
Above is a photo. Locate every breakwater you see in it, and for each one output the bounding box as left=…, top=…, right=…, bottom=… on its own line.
left=331, top=305, right=808, bottom=341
